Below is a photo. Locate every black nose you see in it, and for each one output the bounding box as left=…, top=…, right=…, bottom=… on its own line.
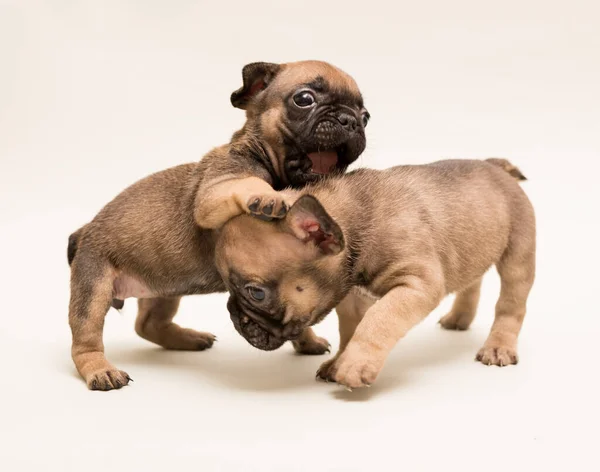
left=336, top=112, right=357, bottom=131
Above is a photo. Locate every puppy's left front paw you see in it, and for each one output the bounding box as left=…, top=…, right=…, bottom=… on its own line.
left=292, top=336, right=330, bottom=355
left=323, top=349, right=383, bottom=389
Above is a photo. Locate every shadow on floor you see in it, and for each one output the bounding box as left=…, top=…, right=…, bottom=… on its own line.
left=106, top=325, right=484, bottom=399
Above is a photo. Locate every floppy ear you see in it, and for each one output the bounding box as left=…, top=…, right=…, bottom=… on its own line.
left=230, top=62, right=281, bottom=109
left=281, top=195, right=344, bottom=256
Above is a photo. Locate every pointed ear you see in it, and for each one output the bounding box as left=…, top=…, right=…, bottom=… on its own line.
left=230, top=62, right=282, bottom=110
left=281, top=195, right=344, bottom=256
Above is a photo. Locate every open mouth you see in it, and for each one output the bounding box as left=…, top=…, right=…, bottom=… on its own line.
left=285, top=140, right=355, bottom=185
left=306, top=144, right=347, bottom=175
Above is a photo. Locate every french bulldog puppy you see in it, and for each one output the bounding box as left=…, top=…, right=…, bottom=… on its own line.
left=67, top=60, right=369, bottom=390
left=215, top=158, right=534, bottom=389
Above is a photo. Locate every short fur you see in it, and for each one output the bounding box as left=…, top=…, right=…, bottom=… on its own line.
left=67, top=60, right=368, bottom=390
left=215, top=158, right=536, bottom=389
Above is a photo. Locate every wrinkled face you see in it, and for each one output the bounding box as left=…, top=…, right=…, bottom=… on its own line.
left=215, top=197, right=347, bottom=350
left=232, top=61, right=369, bottom=187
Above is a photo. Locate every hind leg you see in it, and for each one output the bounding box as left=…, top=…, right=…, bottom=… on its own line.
left=439, top=277, right=483, bottom=330
left=477, top=241, right=535, bottom=366
left=69, top=252, right=130, bottom=391
left=135, top=297, right=215, bottom=350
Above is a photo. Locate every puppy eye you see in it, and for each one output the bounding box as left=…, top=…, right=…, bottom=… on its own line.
left=361, top=111, right=370, bottom=127
left=246, top=286, right=266, bottom=302
left=293, top=91, right=316, bottom=108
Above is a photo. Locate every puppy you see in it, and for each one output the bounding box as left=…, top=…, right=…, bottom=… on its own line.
left=67, top=60, right=369, bottom=390
left=215, top=158, right=535, bottom=389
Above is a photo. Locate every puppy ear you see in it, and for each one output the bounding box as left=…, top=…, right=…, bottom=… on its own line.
left=231, top=62, right=281, bottom=110
left=282, top=195, right=344, bottom=256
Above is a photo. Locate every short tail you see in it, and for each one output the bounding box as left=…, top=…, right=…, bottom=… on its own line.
left=67, top=228, right=83, bottom=266
left=485, top=158, right=527, bottom=181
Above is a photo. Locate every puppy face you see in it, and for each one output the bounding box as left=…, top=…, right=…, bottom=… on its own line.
left=215, top=196, right=347, bottom=350
left=231, top=61, right=369, bottom=186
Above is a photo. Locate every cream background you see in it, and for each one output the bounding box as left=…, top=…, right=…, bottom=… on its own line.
left=1, top=1, right=599, bottom=471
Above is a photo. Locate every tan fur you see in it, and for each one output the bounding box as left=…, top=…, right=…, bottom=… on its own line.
left=195, top=176, right=287, bottom=229
left=135, top=297, right=216, bottom=350
left=216, top=158, right=536, bottom=389
left=67, top=60, right=368, bottom=390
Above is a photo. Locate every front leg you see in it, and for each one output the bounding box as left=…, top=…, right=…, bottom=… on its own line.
left=317, top=288, right=376, bottom=380
left=194, top=176, right=289, bottom=229
left=326, top=276, right=444, bottom=389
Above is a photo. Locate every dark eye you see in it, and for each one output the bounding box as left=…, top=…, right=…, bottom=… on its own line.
left=246, top=286, right=266, bottom=302
left=361, top=111, right=370, bottom=127
left=293, top=91, right=316, bottom=108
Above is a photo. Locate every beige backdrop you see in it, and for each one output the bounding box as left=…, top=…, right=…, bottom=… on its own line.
left=1, top=1, right=598, bottom=471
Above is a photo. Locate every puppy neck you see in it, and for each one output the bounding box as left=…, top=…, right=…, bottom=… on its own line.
left=229, top=123, right=285, bottom=188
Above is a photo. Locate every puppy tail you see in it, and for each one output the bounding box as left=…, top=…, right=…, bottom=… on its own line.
left=485, top=158, right=527, bottom=182
left=67, top=228, right=83, bottom=266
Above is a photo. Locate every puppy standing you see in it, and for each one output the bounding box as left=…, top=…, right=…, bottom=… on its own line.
left=215, top=158, right=535, bottom=389
left=67, top=60, right=369, bottom=390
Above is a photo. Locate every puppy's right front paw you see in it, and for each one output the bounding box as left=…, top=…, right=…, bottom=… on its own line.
left=87, top=369, right=132, bottom=391
left=247, top=194, right=288, bottom=221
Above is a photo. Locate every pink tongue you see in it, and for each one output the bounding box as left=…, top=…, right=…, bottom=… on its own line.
left=307, top=151, right=338, bottom=174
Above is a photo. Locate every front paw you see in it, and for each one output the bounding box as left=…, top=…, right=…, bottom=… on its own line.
left=292, top=335, right=331, bottom=355
left=320, top=348, right=383, bottom=389
left=247, top=193, right=288, bottom=220
left=316, top=356, right=338, bottom=381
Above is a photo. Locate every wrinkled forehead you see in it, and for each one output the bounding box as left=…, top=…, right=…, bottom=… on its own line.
left=216, top=216, right=311, bottom=279
left=274, top=61, right=362, bottom=99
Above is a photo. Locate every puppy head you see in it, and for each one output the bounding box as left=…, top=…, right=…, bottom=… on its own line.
left=215, top=195, right=347, bottom=350
left=231, top=60, right=369, bottom=187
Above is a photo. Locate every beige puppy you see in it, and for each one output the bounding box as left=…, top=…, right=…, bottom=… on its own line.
left=215, top=158, right=535, bottom=389
left=67, top=60, right=369, bottom=390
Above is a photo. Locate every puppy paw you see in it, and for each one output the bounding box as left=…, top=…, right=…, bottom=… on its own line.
left=320, top=348, right=383, bottom=389
left=293, top=336, right=330, bottom=355
left=438, top=311, right=472, bottom=331
left=246, top=194, right=288, bottom=220
left=87, top=369, right=132, bottom=391
left=316, top=357, right=338, bottom=381
left=476, top=344, right=518, bottom=367
left=159, top=329, right=216, bottom=351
